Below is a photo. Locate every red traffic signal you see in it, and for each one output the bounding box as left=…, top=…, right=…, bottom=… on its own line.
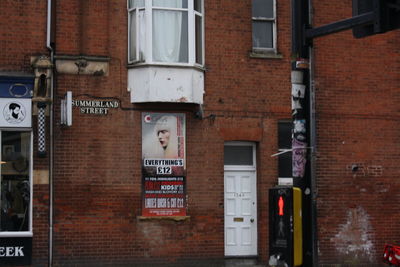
left=278, top=196, right=284, bottom=216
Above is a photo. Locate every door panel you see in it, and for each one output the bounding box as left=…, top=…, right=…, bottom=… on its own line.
left=224, top=170, right=257, bottom=256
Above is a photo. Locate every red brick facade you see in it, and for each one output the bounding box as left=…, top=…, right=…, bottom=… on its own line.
left=0, top=0, right=398, bottom=266
left=313, top=1, right=400, bottom=265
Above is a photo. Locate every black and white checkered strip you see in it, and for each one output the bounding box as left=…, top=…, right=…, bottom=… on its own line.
left=38, top=105, right=46, bottom=154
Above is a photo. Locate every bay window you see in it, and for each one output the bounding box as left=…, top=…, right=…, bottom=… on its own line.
left=127, top=0, right=205, bottom=104
left=128, top=0, right=204, bottom=66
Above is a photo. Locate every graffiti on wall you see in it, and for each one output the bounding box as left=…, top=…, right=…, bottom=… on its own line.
left=292, top=139, right=307, bottom=178
left=291, top=70, right=307, bottom=178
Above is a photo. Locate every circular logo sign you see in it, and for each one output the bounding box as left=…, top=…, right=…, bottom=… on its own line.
left=3, top=101, right=26, bottom=124
left=144, top=114, right=152, bottom=123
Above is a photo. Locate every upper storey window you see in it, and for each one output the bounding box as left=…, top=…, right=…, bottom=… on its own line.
left=128, top=0, right=204, bottom=66
left=252, top=0, right=276, bottom=53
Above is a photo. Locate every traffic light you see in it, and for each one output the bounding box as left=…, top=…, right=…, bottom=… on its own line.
left=386, top=0, right=400, bottom=31
left=353, top=0, right=400, bottom=38
left=269, top=186, right=303, bottom=267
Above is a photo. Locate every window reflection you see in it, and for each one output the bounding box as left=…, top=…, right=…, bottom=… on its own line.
left=0, top=131, right=30, bottom=232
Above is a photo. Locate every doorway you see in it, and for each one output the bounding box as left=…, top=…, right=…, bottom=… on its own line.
left=224, top=142, right=257, bottom=256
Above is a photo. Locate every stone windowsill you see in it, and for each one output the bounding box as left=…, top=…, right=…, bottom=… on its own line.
left=249, top=51, right=283, bottom=59
left=137, top=216, right=190, bottom=222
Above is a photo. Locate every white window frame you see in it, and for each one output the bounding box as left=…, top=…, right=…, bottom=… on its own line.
left=0, top=129, right=33, bottom=237
left=224, top=142, right=256, bottom=172
left=127, top=4, right=143, bottom=63
left=252, top=0, right=277, bottom=53
left=127, top=0, right=204, bottom=67
left=193, top=1, right=204, bottom=65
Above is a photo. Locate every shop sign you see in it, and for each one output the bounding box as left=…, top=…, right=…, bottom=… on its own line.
left=141, top=113, right=186, bottom=217
left=0, top=76, right=33, bottom=99
left=0, top=98, right=32, bottom=128
left=60, top=91, right=72, bottom=126
left=72, top=99, right=119, bottom=115
left=0, top=237, right=32, bottom=266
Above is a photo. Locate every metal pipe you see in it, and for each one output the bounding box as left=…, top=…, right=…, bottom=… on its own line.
left=307, top=1, right=318, bottom=266
left=46, top=0, right=52, bottom=49
left=46, top=0, right=55, bottom=266
left=308, top=26, right=319, bottom=267
left=305, top=11, right=375, bottom=40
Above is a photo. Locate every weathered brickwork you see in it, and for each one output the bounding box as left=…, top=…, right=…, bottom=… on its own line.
left=0, top=0, right=290, bottom=265
left=1, top=0, right=398, bottom=266
left=0, top=0, right=50, bottom=266
left=313, top=0, right=400, bottom=266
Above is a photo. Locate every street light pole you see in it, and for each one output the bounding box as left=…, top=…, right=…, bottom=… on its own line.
left=291, top=1, right=317, bottom=266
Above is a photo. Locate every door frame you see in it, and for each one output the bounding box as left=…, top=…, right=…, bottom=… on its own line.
left=224, top=141, right=258, bottom=257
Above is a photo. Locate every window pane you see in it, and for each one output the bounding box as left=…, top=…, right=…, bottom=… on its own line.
left=252, top=21, right=273, bottom=48
left=129, top=10, right=145, bottom=62
left=195, top=15, right=202, bottom=64
left=129, top=0, right=144, bottom=8
left=224, top=146, right=253, bottom=166
left=153, top=10, right=188, bottom=63
left=129, top=11, right=137, bottom=62
left=138, top=10, right=146, bottom=61
left=153, top=0, right=188, bottom=8
left=279, top=153, right=292, bottom=178
left=278, top=121, right=292, bottom=149
left=252, top=0, right=274, bottom=18
left=278, top=121, right=292, bottom=177
left=1, top=131, right=30, bottom=232
left=194, top=0, right=202, bottom=12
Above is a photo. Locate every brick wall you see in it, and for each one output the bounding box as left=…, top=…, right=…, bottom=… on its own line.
left=49, top=0, right=292, bottom=265
left=4, top=0, right=397, bottom=266
left=313, top=0, right=400, bottom=265
left=0, top=0, right=50, bottom=265
left=0, top=0, right=48, bottom=71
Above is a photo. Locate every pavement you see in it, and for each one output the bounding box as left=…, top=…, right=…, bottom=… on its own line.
left=224, top=258, right=266, bottom=266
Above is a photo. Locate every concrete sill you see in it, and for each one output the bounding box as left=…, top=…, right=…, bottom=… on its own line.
left=137, top=216, right=190, bottom=222
left=54, top=54, right=110, bottom=76
left=249, top=51, right=283, bottom=59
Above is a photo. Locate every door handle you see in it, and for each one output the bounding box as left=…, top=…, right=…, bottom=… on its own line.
left=250, top=218, right=254, bottom=223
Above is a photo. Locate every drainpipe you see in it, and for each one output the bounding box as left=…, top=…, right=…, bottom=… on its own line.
left=307, top=0, right=318, bottom=265
left=46, top=0, right=56, bottom=266
left=308, top=47, right=318, bottom=267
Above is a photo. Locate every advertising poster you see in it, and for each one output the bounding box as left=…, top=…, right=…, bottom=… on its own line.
left=141, top=113, right=186, bottom=217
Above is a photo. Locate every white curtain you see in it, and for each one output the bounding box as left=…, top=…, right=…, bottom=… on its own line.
left=153, top=0, right=184, bottom=9
left=129, top=0, right=144, bottom=8
left=129, top=11, right=136, bottom=62
left=129, top=9, right=146, bottom=62
left=152, top=0, right=184, bottom=62
left=138, top=10, right=145, bottom=61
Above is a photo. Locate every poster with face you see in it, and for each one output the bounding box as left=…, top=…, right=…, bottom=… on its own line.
left=141, top=113, right=186, bottom=217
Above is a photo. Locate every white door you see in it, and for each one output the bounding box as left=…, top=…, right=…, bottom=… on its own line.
left=224, top=142, right=257, bottom=256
